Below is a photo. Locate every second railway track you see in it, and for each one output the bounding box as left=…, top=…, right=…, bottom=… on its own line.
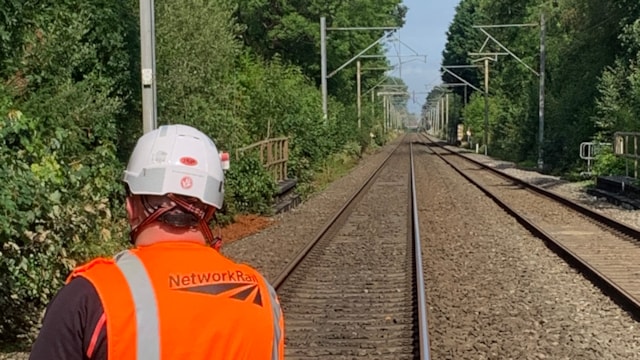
left=419, top=133, right=640, bottom=314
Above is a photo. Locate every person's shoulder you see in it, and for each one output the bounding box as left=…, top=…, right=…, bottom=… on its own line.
left=66, top=255, right=120, bottom=284
left=59, top=276, right=101, bottom=299
left=45, top=276, right=102, bottom=315
left=30, top=277, right=105, bottom=360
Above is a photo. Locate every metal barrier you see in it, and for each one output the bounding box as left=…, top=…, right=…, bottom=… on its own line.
left=614, top=132, right=639, bottom=178
left=579, top=142, right=610, bottom=175
left=235, top=137, right=289, bottom=183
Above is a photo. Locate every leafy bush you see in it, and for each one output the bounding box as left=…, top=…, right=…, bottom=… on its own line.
left=0, top=0, right=137, bottom=346
left=224, top=154, right=277, bottom=215
left=0, top=92, right=127, bottom=345
left=592, top=147, right=630, bottom=176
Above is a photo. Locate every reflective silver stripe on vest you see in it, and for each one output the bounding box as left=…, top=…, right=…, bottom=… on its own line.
left=257, top=274, right=283, bottom=360
left=115, top=250, right=161, bottom=360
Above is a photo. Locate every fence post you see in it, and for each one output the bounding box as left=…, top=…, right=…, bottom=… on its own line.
left=234, top=137, right=290, bottom=183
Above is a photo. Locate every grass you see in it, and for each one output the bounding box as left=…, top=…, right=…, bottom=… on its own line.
left=313, top=153, right=359, bottom=191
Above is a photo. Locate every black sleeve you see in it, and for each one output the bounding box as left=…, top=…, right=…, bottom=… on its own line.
left=29, top=277, right=107, bottom=360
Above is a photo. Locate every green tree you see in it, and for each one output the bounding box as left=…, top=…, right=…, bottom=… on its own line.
left=542, top=0, right=633, bottom=169
left=0, top=0, right=137, bottom=344
left=234, top=0, right=406, bottom=107
left=154, top=0, right=248, bottom=151
left=594, top=15, right=640, bottom=138
left=442, top=0, right=640, bottom=171
left=441, top=0, right=483, bottom=100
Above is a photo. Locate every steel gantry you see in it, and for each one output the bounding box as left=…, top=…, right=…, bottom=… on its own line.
left=320, top=17, right=427, bottom=126
left=320, top=17, right=399, bottom=121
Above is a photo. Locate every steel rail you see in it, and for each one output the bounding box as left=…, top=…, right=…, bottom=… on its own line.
left=410, top=142, right=432, bottom=360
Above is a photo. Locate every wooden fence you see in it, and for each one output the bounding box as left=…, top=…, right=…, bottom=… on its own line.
left=614, top=132, right=639, bottom=178
left=235, top=137, right=289, bottom=183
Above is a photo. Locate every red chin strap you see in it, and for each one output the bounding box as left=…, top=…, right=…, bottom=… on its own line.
left=129, top=194, right=222, bottom=250
left=198, top=216, right=223, bottom=251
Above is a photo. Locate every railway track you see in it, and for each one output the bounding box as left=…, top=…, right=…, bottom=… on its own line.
left=419, top=133, right=640, bottom=315
left=274, top=137, right=430, bottom=359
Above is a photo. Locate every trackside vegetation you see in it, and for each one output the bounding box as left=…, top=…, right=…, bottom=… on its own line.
left=433, top=0, right=640, bottom=175
left=0, top=0, right=407, bottom=345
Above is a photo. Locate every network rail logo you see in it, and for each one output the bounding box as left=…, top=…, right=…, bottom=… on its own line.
left=169, top=270, right=263, bottom=307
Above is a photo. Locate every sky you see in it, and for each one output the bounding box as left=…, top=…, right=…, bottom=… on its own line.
left=384, top=0, right=460, bottom=115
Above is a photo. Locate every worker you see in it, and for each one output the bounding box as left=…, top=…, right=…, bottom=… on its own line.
left=29, top=124, right=284, bottom=359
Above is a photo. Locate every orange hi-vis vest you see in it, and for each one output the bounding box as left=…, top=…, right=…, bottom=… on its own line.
left=68, top=242, right=285, bottom=360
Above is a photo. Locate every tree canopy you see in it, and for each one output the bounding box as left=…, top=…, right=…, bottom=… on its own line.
left=435, top=0, right=640, bottom=171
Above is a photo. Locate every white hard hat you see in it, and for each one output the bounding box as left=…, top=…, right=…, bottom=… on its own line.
left=123, top=124, right=225, bottom=209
